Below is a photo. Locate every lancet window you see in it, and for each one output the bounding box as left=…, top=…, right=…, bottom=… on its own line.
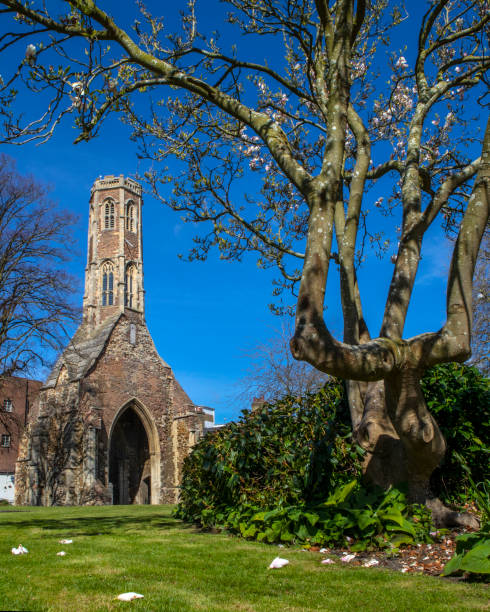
left=102, top=261, right=114, bottom=306
left=104, top=200, right=115, bottom=229
left=125, top=264, right=136, bottom=308
left=126, top=202, right=135, bottom=232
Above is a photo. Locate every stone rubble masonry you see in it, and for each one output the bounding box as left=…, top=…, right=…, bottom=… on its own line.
left=14, top=175, right=210, bottom=506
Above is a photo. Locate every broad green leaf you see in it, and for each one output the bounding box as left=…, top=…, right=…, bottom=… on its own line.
left=280, top=530, right=295, bottom=542
left=304, top=512, right=319, bottom=527
left=295, top=523, right=310, bottom=541
left=460, top=541, right=490, bottom=574
left=442, top=553, right=464, bottom=576
left=241, top=524, right=257, bottom=538
left=324, top=479, right=358, bottom=506
left=390, top=534, right=414, bottom=547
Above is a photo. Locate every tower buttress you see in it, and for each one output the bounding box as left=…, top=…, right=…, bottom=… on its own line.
left=83, top=175, right=144, bottom=326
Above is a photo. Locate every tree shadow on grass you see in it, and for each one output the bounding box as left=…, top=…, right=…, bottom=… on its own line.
left=0, top=512, right=189, bottom=536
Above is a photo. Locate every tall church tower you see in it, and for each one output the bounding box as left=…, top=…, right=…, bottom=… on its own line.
left=83, top=175, right=144, bottom=326
left=15, top=174, right=213, bottom=507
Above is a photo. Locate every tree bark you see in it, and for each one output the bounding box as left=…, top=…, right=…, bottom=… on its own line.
left=349, top=380, right=408, bottom=490
left=348, top=372, right=479, bottom=529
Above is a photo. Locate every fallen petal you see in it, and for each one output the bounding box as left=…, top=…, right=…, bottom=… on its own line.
left=319, top=548, right=329, bottom=554
left=11, top=545, right=28, bottom=555
left=321, top=558, right=335, bottom=565
left=341, top=554, right=356, bottom=563
left=363, top=558, right=379, bottom=568
left=117, top=593, right=144, bottom=602
left=57, top=551, right=66, bottom=556
left=268, top=557, right=289, bottom=569
left=59, top=539, right=73, bottom=544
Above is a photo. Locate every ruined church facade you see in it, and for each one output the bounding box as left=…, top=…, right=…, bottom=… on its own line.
left=15, top=175, right=210, bottom=506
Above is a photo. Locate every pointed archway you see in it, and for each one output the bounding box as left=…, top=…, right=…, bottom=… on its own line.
left=108, top=400, right=161, bottom=505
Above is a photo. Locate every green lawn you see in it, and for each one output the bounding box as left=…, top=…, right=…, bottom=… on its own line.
left=0, top=505, right=487, bottom=612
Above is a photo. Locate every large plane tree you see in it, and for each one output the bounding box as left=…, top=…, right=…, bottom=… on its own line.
left=0, top=0, right=488, bottom=525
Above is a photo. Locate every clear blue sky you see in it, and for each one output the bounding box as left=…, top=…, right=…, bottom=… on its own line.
left=0, top=1, right=485, bottom=423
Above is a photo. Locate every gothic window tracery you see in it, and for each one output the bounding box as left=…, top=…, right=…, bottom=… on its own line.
left=126, top=201, right=135, bottom=232
left=104, top=200, right=115, bottom=229
left=125, top=264, right=136, bottom=308
left=102, top=261, right=114, bottom=306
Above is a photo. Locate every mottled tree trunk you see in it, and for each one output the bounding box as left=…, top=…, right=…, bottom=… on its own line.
left=383, top=370, right=445, bottom=501
left=347, top=374, right=479, bottom=528
left=348, top=380, right=407, bottom=489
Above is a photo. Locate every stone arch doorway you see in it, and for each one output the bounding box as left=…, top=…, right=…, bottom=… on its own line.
left=108, top=400, right=161, bottom=505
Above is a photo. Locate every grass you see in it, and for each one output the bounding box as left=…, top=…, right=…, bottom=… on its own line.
left=0, top=505, right=488, bottom=612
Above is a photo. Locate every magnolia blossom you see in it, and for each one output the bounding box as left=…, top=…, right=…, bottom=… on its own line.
left=351, top=59, right=367, bottom=79
left=395, top=56, right=408, bottom=69
left=25, top=44, right=36, bottom=64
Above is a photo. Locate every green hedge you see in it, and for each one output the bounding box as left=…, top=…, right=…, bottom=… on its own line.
left=177, top=378, right=361, bottom=521
left=177, top=364, right=489, bottom=529
left=421, top=363, right=490, bottom=503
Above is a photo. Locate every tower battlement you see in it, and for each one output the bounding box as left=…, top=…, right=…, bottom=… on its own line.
left=91, top=174, right=143, bottom=196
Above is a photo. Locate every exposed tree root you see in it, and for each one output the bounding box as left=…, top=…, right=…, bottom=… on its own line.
left=426, top=497, right=480, bottom=530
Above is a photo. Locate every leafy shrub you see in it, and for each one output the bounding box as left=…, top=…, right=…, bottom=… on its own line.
left=176, top=381, right=431, bottom=550
left=443, top=453, right=490, bottom=578
left=420, top=363, right=490, bottom=504
left=442, top=525, right=490, bottom=577
left=218, top=480, right=432, bottom=551
left=176, top=380, right=363, bottom=521
left=177, top=363, right=488, bottom=540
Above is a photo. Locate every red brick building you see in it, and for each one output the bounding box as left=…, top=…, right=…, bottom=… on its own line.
left=15, top=175, right=213, bottom=506
left=0, top=377, right=42, bottom=502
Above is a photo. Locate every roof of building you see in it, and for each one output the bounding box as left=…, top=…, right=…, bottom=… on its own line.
left=44, top=314, right=122, bottom=388
left=44, top=312, right=177, bottom=390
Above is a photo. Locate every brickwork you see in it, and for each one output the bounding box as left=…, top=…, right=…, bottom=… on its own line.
left=14, top=175, right=210, bottom=506
left=0, top=377, right=42, bottom=474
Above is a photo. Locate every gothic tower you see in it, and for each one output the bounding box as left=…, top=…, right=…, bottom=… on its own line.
left=83, top=175, right=144, bottom=326
left=14, top=175, right=213, bottom=507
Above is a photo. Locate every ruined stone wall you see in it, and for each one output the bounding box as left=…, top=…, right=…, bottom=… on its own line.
left=14, top=379, right=91, bottom=506
left=15, top=312, right=205, bottom=506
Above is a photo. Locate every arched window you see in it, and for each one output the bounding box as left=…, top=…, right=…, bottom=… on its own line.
left=102, top=261, right=114, bottom=306
left=126, top=202, right=135, bottom=232
left=125, top=264, right=136, bottom=308
left=104, top=200, right=115, bottom=229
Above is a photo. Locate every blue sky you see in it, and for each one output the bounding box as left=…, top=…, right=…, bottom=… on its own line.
left=0, top=1, right=485, bottom=423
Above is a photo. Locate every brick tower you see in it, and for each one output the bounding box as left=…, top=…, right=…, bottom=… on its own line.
left=83, top=175, right=144, bottom=326
left=14, top=175, right=213, bottom=506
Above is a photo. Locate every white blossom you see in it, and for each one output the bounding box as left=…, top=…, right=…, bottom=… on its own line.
left=25, top=44, right=36, bottom=64
left=395, top=56, right=408, bottom=69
